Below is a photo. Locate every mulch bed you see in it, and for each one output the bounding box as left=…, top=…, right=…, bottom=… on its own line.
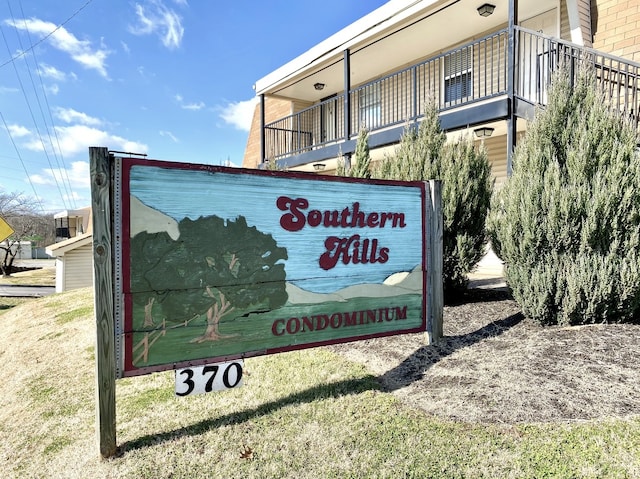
left=329, top=288, right=640, bottom=423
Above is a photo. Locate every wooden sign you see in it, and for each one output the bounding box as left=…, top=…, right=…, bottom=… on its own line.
left=91, top=147, right=441, bottom=458
left=114, top=157, right=433, bottom=377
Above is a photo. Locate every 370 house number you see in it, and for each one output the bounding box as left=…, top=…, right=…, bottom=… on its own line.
left=175, top=360, right=244, bottom=396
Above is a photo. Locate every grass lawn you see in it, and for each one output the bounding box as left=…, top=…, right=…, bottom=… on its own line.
left=0, top=265, right=55, bottom=312
left=1, top=288, right=638, bottom=478
left=0, top=264, right=56, bottom=286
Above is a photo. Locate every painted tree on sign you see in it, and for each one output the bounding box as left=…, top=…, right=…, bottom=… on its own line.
left=131, top=214, right=288, bottom=342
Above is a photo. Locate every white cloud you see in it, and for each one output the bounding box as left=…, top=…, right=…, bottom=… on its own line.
left=182, top=101, right=205, bottom=111
left=37, top=64, right=75, bottom=96
left=55, top=107, right=102, bottom=126
left=159, top=130, right=179, bottom=142
left=30, top=161, right=90, bottom=189
left=6, top=18, right=110, bottom=77
left=38, top=63, right=66, bottom=81
left=136, top=65, right=147, bottom=77
left=65, top=190, right=85, bottom=202
left=219, top=98, right=258, bottom=132
left=130, top=0, right=185, bottom=50
left=6, top=124, right=31, bottom=137
left=0, top=86, right=19, bottom=94
left=24, top=124, right=147, bottom=157
left=73, top=51, right=109, bottom=76
left=45, top=84, right=59, bottom=95
left=174, top=93, right=205, bottom=110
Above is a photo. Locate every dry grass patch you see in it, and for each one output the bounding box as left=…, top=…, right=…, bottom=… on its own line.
left=0, top=266, right=55, bottom=286
left=0, top=266, right=55, bottom=314
left=0, top=296, right=31, bottom=312
left=1, top=288, right=639, bottom=478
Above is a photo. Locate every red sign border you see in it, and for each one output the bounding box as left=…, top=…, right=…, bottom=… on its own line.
left=118, top=158, right=428, bottom=377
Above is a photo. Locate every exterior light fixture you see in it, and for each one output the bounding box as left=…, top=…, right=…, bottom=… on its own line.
left=474, top=127, right=494, bottom=138
left=477, top=3, right=495, bottom=16
left=314, top=82, right=325, bottom=91
left=313, top=163, right=326, bottom=171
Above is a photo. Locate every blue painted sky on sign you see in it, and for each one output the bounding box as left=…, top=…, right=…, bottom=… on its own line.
left=130, top=165, right=424, bottom=293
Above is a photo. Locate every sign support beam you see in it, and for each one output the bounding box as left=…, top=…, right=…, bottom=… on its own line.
left=90, top=147, right=117, bottom=458
left=425, top=180, right=443, bottom=344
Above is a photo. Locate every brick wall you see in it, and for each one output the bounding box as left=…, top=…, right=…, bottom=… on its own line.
left=592, top=0, right=640, bottom=62
left=242, top=97, right=293, bottom=168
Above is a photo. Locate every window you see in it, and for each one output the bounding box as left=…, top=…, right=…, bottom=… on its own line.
left=358, top=84, right=381, bottom=129
left=55, top=217, right=70, bottom=240
left=444, top=47, right=472, bottom=104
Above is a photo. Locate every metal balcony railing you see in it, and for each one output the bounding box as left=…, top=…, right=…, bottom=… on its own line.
left=264, top=95, right=344, bottom=160
left=516, top=27, right=640, bottom=127
left=264, top=27, right=640, bottom=162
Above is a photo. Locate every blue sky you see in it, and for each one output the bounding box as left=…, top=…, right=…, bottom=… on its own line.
left=0, top=0, right=388, bottom=214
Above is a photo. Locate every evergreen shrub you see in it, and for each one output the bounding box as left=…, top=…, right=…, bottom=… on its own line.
left=488, top=67, right=640, bottom=325
left=337, top=127, right=372, bottom=178
left=375, top=100, right=493, bottom=297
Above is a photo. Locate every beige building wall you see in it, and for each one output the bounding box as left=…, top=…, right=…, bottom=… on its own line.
left=244, top=2, right=637, bottom=176
left=591, top=0, right=640, bottom=62
left=478, top=135, right=509, bottom=189
left=243, top=97, right=315, bottom=169
left=243, top=97, right=295, bottom=169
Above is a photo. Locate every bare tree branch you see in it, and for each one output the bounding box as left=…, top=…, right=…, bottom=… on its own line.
left=0, top=190, right=54, bottom=276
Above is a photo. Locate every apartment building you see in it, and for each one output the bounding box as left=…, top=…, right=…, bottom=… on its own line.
left=242, top=0, right=640, bottom=187
left=46, top=206, right=93, bottom=292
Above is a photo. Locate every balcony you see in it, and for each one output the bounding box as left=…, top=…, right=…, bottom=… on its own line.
left=262, top=27, right=640, bottom=167
left=53, top=207, right=90, bottom=243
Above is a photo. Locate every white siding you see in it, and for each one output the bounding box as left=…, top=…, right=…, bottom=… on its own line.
left=55, top=258, right=65, bottom=293
left=63, top=243, right=93, bottom=291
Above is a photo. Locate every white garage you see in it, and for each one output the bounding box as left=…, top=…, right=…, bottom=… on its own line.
left=46, top=232, right=93, bottom=293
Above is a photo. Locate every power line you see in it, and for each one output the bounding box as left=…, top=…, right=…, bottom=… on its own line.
left=0, top=21, right=69, bottom=210
left=0, top=159, right=26, bottom=172
left=0, top=110, right=46, bottom=214
left=0, top=0, right=97, bottom=212
left=13, top=0, right=77, bottom=208
left=0, top=0, right=94, bottom=70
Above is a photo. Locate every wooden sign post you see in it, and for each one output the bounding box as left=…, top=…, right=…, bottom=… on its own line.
left=91, top=147, right=442, bottom=458
left=425, top=180, right=443, bottom=343
left=90, top=147, right=117, bottom=458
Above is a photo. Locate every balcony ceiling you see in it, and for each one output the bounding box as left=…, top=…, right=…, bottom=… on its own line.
left=256, top=0, right=557, bottom=102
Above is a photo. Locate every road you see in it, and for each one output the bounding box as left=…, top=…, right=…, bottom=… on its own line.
left=0, top=285, right=55, bottom=297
